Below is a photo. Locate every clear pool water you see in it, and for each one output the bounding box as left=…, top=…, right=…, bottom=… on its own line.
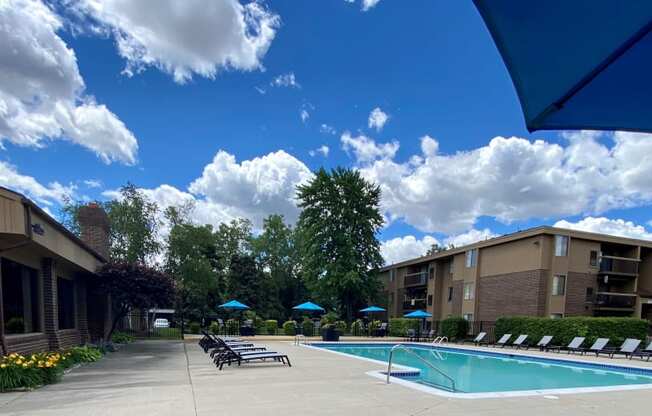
left=316, top=343, right=652, bottom=394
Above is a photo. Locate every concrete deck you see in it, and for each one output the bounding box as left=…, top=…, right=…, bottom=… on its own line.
left=1, top=340, right=651, bottom=415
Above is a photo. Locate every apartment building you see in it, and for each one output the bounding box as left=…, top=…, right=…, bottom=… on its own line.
left=0, top=187, right=111, bottom=355
left=379, top=226, right=652, bottom=324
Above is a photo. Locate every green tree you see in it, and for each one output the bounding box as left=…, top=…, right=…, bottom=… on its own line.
left=214, top=218, right=253, bottom=286
left=252, top=214, right=305, bottom=319
left=165, top=207, right=222, bottom=322
left=296, top=167, right=384, bottom=321
left=227, top=254, right=266, bottom=311
left=60, top=183, right=161, bottom=264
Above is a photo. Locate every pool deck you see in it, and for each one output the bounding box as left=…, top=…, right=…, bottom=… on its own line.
left=1, top=339, right=651, bottom=415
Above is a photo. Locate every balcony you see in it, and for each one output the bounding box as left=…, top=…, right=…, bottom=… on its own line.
left=404, top=272, right=427, bottom=287
left=403, top=299, right=426, bottom=310
left=599, top=256, right=639, bottom=277
left=593, top=292, right=637, bottom=310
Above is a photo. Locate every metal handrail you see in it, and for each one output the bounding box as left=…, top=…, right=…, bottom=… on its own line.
left=386, top=344, right=456, bottom=392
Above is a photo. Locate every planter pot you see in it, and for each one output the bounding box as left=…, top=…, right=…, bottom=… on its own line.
left=322, top=328, right=340, bottom=342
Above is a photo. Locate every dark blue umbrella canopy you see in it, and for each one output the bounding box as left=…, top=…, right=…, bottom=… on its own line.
left=474, top=0, right=652, bottom=133
left=218, top=300, right=250, bottom=310
left=360, top=306, right=386, bottom=313
left=403, top=310, right=432, bottom=319
left=292, top=301, right=325, bottom=312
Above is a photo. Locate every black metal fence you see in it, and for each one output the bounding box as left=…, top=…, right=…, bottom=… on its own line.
left=115, top=311, right=183, bottom=339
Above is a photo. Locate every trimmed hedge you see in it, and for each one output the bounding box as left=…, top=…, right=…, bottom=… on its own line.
left=495, top=316, right=648, bottom=346
left=334, top=320, right=348, bottom=333
left=264, top=320, right=278, bottom=335
left=302, top=318, right=314, bottom=335
left=283, top=320, right=297, bottom=336
left=350, top=319, right=364, bottom=335
left=388, top=318, right=420, bottom=337
left=440, top=316, right=469, bottom=340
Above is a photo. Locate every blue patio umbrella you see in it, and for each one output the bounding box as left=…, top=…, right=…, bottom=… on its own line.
left=403, top=310, right=431, bottom=319
left=292, top=301, right=325, bottom=312
left=218, top=300, right=250, bottom=310
left=473, top=1, right=652, bottom=133
left=359, top=306, right=386, bottom=313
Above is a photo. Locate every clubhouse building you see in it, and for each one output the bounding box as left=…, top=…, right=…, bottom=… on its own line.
left=380, top=226, right=652, bottom=324
left=0, top=187, right=111, bottom=355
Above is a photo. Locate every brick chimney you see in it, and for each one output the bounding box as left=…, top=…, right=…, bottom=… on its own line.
left=78, top=203, right=110, bottom=260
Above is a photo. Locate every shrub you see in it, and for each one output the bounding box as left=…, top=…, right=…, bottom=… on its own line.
left=5, top=317, right=24, bottom=334
left=111, top=332, right=134, bottom=344
left=254, top=316, right=266, bottom=334
left=350, top=319, right=364, bottom=335
left=0, top=351, right=69, bottom=391
left=302, top=318, right=315, bottom=336
left=334, top=320, right=348, bottom=334
left=283, top=320, right=297, bottom=336
left=68, top=346, right=103, bottom=364
left=368, top=320, right=381, bottom=334
left=208, top=321, right=221, bottom=335
left=188, top=322, right=201, bottom=334
left=388, top=318, right=420, bottom=337
left=440, top=317, right=469, bottom=340
left=264, top=320, right=278, bottom=335
left=320, top=311, right=339, bottom=326
left=495, top=316, right=648, bottom=346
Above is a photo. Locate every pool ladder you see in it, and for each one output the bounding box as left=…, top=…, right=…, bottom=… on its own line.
left=431, top=336, right=448, bottom=345
left=386, top=344, right=456, bottom=392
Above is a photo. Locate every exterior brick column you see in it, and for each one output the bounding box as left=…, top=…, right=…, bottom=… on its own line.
left=41, top=258, right=60, bottom=350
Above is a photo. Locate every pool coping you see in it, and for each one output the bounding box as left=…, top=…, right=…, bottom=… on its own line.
left=303, top=341, right=652, bottom=399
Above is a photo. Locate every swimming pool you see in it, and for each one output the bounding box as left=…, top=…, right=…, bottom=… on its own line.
left=311, top=343, right=652, bottom=398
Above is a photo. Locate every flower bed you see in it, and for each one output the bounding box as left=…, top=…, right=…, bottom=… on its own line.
left=0, top=346, right=103, bottom=392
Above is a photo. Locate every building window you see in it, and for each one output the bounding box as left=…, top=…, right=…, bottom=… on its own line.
left=57, top=277, right=75, bottom=330
left=389, top=269, right=395, bottom=282
left=447, top=286, right=453, bottom=302
left=1, top=258, right=40, bottom=334
left=463, top=313, right=473, bottom=321
left=428, top=266, right=434, bottom=280
left=427, top=294, right=433, bottom=306
left=549, top=313, right=563, bottom=319
left=449, top=261, right=454, bottom=274
left=589, top=250, right=598, bottom=267
left=552, top=274, right=566, bottom=296
left=463, top=282, right=475, bottom=300
left=554, top=235, right=569, bottom=256
left=585, top=287, right=594, bottom=302
left=465, top=249, right=478, bottom=268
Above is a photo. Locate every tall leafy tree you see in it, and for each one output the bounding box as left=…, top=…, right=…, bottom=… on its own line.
left=60, top=183, right=161, bottom=264
left=252, top=214, right=305, bottom=319
left=214, top=218, right=253, bottom=287
left=296, top=167, right=384, bottom=321
left=165, top=207, right=221, bottom=322
left=227, top=254, right=266, bottom=311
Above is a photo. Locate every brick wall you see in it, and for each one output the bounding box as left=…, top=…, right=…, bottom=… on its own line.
left=41, top=257, right=60, bottom=350
left=78, top=204, right=110, bottom=260
left=477, top=269, right=548, bottom=321
left=564, top=272, right=596, bottom=316
left=5, top=333, right=49, bottom=355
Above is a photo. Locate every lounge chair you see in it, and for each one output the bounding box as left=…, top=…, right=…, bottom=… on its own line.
left=546, top=336, right=585, bottom=353
left=605, top=338, right=642, bottom=359
left=580, top=338, right=610, bottom=356
left=374, top=322, right=388, bottom=337
left=217, top=343, right=291, bottom=370
left=535, top=335, right=553, bottom=351
left=406, top=328, right=418, bottom=342
left=464, top=332, right=487, bottom=345
left=631, top=341, right=652, bottom=361
left=511, top=334, right=529, bottom=349
left=492, top=333, right=512, bottom=348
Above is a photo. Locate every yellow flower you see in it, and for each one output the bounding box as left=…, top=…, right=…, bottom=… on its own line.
left=45, top=362, right=52, bottom=368
left=22, top=363, right=28, bottom=368
left=0, top=364, right=6, bottom=369
left=15, top=359, right=23, bottom=365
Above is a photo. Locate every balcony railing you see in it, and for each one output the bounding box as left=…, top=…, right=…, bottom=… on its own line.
left=404, top=272, right=427, bottom=286
left=599, top=256, right=639, bottom=276
left=403, top=299, right=426, bottom=310
left=593, top=292, right=637, bottom=309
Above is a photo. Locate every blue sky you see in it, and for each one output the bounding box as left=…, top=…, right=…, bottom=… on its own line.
left=2, top=0, right=652, bottom=264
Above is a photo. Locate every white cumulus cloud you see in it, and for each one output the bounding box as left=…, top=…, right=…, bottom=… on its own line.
left=554, top=217, right=652, bottom=241
left=0, top=161, right=75, bottom=206
left=362, top=0, right=381, bottom=12
left=309, top=145, right=329, bottom=157
left=271, top=72, right=300, bottom=88
left=341, top=132, right=399, bottom=164
left=380, top=235, right=439, bottom=265
left=71, top=0, right=280, bottom=84
left=443, top=228, right=497, bottom=247
left=368, top=107, right=389, bottom=131
left=359, top=131, right=652, bottom=234
left=0, top=0, right=138, bottom=164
